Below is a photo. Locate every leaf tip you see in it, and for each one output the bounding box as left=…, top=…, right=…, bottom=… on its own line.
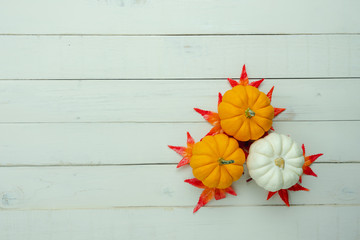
left=227, top=78, right=238, bottom=87
left=193, top=205, right=201, bottom=213
left=302, top=144, right=306, bottom=155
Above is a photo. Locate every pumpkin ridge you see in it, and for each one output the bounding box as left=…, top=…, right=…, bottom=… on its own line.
left=217, top=168, right=233, bottom=189
left=247, top=119, right=252, bottom=140
left=225, top=164, right=243, bottom=180
left=283, top=141, right=299, bottom=159
left=251, top=92, right=268, bottom=110
left=264, top=137, right=277, bottom=156
left=212, top=135, right=222, bottom=156
left=218, top=102, right=244, bottom=121
left=281, top=140, right=295, bottom=158
left=251, top=93, right=272, bottom=114
left=235, top=119, right=251, bottom=141
left=233, top=121, right=246, bottom=141
left=247, top=85, right=261, bottom=107
left=250, top=119, right=266, bottom=136
left=251, top=93, right=261, bottom=110
left=193, top=162, right=219, bottom=181
left=249, top=161, right=273, bottom=172
left=192, top=153, right=219, bottom=159
left=285, top=156, right=305, bottom=169
left=219, top=114, right=243, bottom=121
left=268, top=134, right=284, bottom=156
left=222, top=138, right=240, bottom=159
left=203, top=165, right=221, bottom=188
left=258, top=164, right=276, bottom=178
left=222, top=100, right=246, bottom=111
left=251, top=117, right=272, bottom=137
left=233, top=157, right=245, bottom=166
left=282, top=169, right=302, bottom=189
left=233, top=161, right=245, bottom=166
left=221, top=165, right=233, bottom=183
left=279, top=136, right=284, bottom=156
left=214, top=134, right=229, bottom=156
left=256, top=167, right=278, bottom=186
left=202, top=139, right=220, bottom=157
left=249, top=165, right=273, bottom=182
left=253, top=106, right=274, bottom=120
left=233, top=153, right=246, bottom=165
left=209, top=136, right=222, bottom=156
left=243, top=85, right=251, bottom=106
left=285, top=163, right=303, bottom=175
left=229, top=116, right=246, bottom=135
left=237, top=119, right=248, bottom=140
left=193, top=161, right=218, bottom=171
left=190, top=155, right=215, bottom=168
left=225, top=149, right=245, bottom=166
left=264, top=168, right=284, bottom=191
left=283, top=141, right=296, bottom=158
left=250, top=139, right=275, bottom=157
left=232, top=85, right=248, bottom=106
left=252, top=151, right=273, bottom=158
left=192, top=159, right=219, bottom=169
left=255, top=115, right=273, bottom=122
left=280, top=135, right=293, bottom=157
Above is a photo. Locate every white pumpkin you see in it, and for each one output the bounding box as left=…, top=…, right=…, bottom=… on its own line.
left=247, top=133, right=304, bottom=192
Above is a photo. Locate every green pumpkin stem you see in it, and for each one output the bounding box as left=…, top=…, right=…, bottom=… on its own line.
left=245, top=108, right=256, bottom=118
left=219, top=158, right=235, bottom=165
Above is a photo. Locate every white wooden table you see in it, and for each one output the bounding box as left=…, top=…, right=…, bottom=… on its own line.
left=0, top=0, right=359, bottom=239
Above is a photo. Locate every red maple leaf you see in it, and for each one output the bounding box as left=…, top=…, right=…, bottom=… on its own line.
left=266, top=85, right=286, bottom=129
left=227, top=65, right=264, bottom=88
left=168, top=132, right=195, bottom=168
left=185, top=178, right=237, bottom=213
left=267, top=184, right=309, bottom=207
left=299, top=144, right=323, bottom=183
left=194, top=93, right=223, bottom=137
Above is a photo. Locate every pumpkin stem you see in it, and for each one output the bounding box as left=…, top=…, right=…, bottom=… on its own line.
left=274, top=157, right=285, bottom=169
left=219, top=158, right=235, bottom=165
left=245, top=108, right=255, bottom=118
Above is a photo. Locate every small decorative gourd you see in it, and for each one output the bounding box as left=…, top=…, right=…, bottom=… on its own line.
left=190, top=134, right=245, bottom=189
left=218, top=85, right=274, bottom=141
left=247, top=133, right=304, bottom=192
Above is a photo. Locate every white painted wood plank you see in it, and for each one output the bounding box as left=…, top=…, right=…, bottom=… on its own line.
left=0, top=35, right=359, bottom=79
left=0, top=206, right=358, bottom=240
left=0, top=121, right=356, bottom=166
left=1, top=0, right=359, bottom=34
left=0, top=79, right=358, bottom=122
left=0, top=164, right=358, bottom=209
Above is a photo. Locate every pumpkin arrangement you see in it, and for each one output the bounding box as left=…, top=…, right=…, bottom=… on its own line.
left=169, top=65, right=323, bottom=213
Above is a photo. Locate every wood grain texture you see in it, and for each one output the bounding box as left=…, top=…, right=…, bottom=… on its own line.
left=0, top=206, right=359, bottom=240
left=1, top=0, right=359, bottom=34
left=0, top=79, right=358, bottom=122
left=0, top=35, right=359, bottom=79
left=0, top=164, right=358, bottom=209
left=1, top=1, right=359, bottom=238
left=0, top=121, right=356, bottom=166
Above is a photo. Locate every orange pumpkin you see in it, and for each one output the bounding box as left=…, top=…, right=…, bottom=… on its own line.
left=190, top=134, right=245, bottom=189
left=218, top=85, right=274, bottom=141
